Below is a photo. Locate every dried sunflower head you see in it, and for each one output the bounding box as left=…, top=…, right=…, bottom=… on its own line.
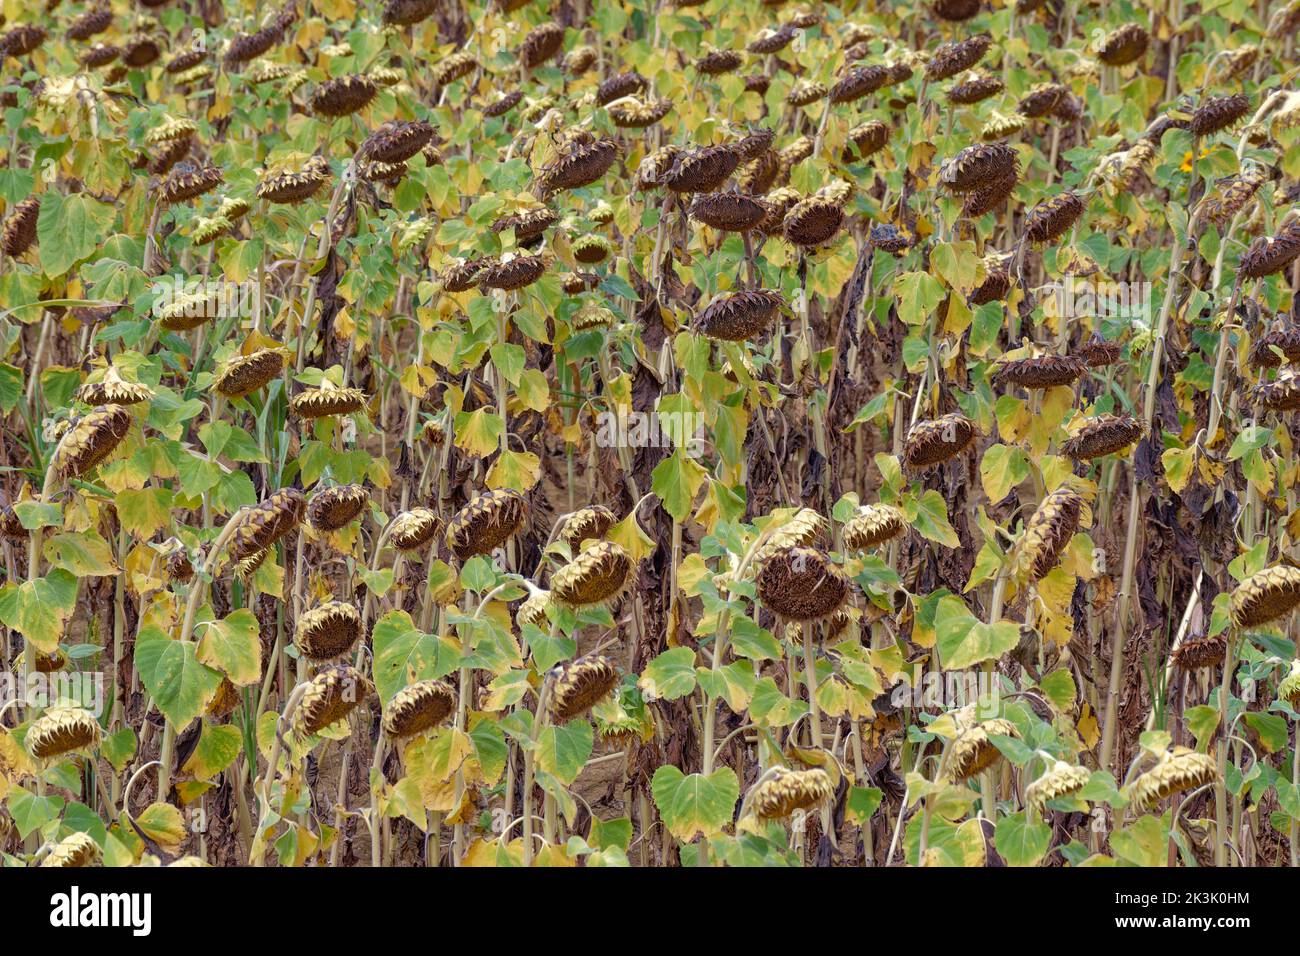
left=665, top=144, right=740, bottom=194
left=308, top=483, right=368, bottom=532
left=41, top=831, right=101, bottom=868
left=295, top=665, right=369, bottom=736
left=1250, top=373, right=1300, bottom=411
left=969, top=255, right=1012, bottom=305
left=295, top=601, right=362, bottom=661
left=843, top=121, right=890, bottom=162
left=596, top=71, right=647, bottom=106
left=946, top=717, right=1019, bottom=782
left=516, top=590, right=552, bottom=631
left=694, top=289, right=785, bottom=342
left=520, top=22, right=565, bottom=69
left=690, top=193, right=769, bottom=232
left=256, top=155, right=331, bottom=204
left=229, top=488, right=306, bottom=562
left=434, top=51, right=478, bottom=86
left=902, top=413, right=979, bottom=471
left=829, top=65, right=889, bottom=104
left=52, top=405, right=132, bottom=479
left=750, top=766, right=834, bottom=819
left=1230, top=564, right=1300, bottom=628
left=75, top=366, right=154, bottom=406
left=165, top=547, right=194, bottom=583
left=161, top=161, right=223, bottom=205
left=1097, top=24, right=1149, bottom=66
left=1128, top=747, right=1218, bottom=811
left=1276, top=659, right=1300, bottom=708
left=1239, top=218, right=1300, bottom=279
left=446, top=490, right=528, bottom=561
left=926, top=33, right=991, bottom=81
left=980, top=111, right=1027, bottom=142
left=1172, top=634, right=1227, bottom=671
left=1197, top=166, right=1268, bottom=227
left=388, top=507, right=440, bottom=552
left=311, top=75, right=378, bottom=117
left=948, top=71, right=1003, bottom=105
left=1024, top=191, right=1086, bottom=244
left=483, top=90, right=523, bottom=118
left=1060, top=414, right=1143, bottom=460
left=607, top=95, right=673, bottom=128
left=27, top=708, right=101, bottom=759
left=383, top=679, right=456, bottom=738
left=383, top=0, right=438, bottom=26
left=991, top=353, right=1086, bottom=389
left=1189, top=93, right=1251, bottom=137
left=1, top=196, right=39, bottom=257
left=842, top=504, right=907, bottom=550
left=213, top=348, right=284, bottom=399
left=556, top=505, right=617, bottom=548
left=1018, top=485, right=1084, bottom=581
left=551, top=542, right=633, bottom=607
left=478, top=253, right=547, bottom=291
left=563, top=45, right=596, bottom=75
left=1025, top=761, right=1090, bottom=812
left=786, top=79, right=828, bottom=108
left=932, top=0, right=982, bottom=22
left=572, top=234, right=613, bottom=263
left=783, top=197, right=844, bottom=247
left=697, top=49, right=743, bottom=76
left=538, top=138, right=619, bottom=195
left=67, top=8, right=113, bottom=42
left=1018, top=82, right=1068, bottom=118
left=550, top=655, right=620, bottom=721
left=289, top=380, right=366, bottom=418
left=756, top=546, right=848, bottom=621
left=940, top=143, right=1018, bottom=192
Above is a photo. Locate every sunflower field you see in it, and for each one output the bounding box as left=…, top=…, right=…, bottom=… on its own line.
left=1, top=0, right=1299, bottom=872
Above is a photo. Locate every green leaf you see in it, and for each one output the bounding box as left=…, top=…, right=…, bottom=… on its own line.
left=536, top=720, right=594, bottom=785
left=651, top=449, right=708, bottom=523
left=1110, top=814, right=1169, bottom=867
left=907, top=490, right=960, bottom=548
left=979, top=443, right=1029, bottom=505
left=0, top=569, right=79, bottom=653
left=651, top=765, right=739, bottom=842
left=588, top=815, right=633, bottom=851
left=1243, top=712, right=1288, bottom=753
left=181, top=723, right=242, bottom=781
left=37, top=192, right=115, bottom=277
left=196, top=608, right=262, bottom=686
left=7, top=786, right=64, bottom=839
left=134, top=626, right=223, bottom=729
left=102, top=728, right=137, bottom=773
left=43, top=530, right=120, bottom=577
left=639, top=647, right=698, bottom=701
left=454, top=407, right=505, bottom=458
left=371, top=610, right=458, bottom=704
left=993, top=810, right=1051, bottom=866
left=1038, top=669, right=1076, bottom=711
left=845, top=786, right=883, bottom=825
left=934, top=595, right=1020, bottom=670
left=115, top=487, right=175, bottom=537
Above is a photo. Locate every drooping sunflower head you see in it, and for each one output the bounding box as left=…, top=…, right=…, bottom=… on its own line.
left=445, top=490, right=529, bottom=561
left=551, top=542, right=634, bottom=608
left=382, top=679, right=456, bottom=738
left=308, top=483, right=369, bottom=532
left=842, top=504, right=907, bottom=551
left=294, top=665, right=370, bottom=736
left=289, top=380, right=367, bottom=419
left=294, top=601, right=362, bottom=662
left=40, top=831, right=101, bottom=868
left=1230, top=565, right=1300, bottom=629
left=756, top=546, right=848, bottom=621
left=1025, top=761, right=1090, bottom=812
left=26, top=708, right=102, bottom=760
left=945, top=717, right=1019, bottom=782
left=550, top=655, right=620, bottom=722
left=74, top=366, right=154, bottom=407
left=555, top=505, right=617, bottom=549
left=388, top=507, right=441, bottom=552
left=749, top=766, right=835, bottom=819
left=1128, top=747, right=1218, bottom=811
left=229, top=488, right=306, bottom=562
left=213, top=348, right=285, bottom=399
left=51, top=405, right=132, bottom=479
